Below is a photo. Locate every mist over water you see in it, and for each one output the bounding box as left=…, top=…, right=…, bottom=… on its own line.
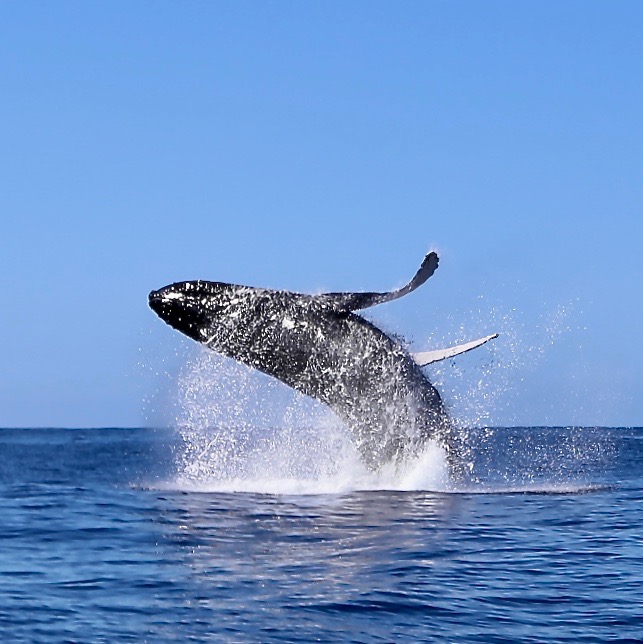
left=158, top=299, right=613, bottom=496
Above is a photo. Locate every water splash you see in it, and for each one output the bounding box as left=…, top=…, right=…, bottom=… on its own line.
left=153, top=300, right=610, bottom=496
left=425, top=301, right=578, bottom=429
left=414, top=299, right=613, bottom=489
left=165, top=347, right=450, bottom=494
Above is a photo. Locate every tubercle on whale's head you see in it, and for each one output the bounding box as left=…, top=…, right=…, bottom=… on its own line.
left=148, top=280, right=240, bottom=343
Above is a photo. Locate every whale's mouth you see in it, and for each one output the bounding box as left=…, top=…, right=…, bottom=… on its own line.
left=148, top=286, right=198, bottom=319
left=148, top=287, right=207, bottom=342
left=149, top=289, right=184, bottom=302
left=148, top=289, right=178, bottom=318
left=149, top=288, right=185, bottom=309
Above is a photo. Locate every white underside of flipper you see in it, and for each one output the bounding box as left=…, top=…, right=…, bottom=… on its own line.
left=412, top=333, right=498, bottom=366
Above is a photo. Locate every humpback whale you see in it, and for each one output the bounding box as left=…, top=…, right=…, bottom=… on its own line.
left=149, top=252, right=496, bottom=472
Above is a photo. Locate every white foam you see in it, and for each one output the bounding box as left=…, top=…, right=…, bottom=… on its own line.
left=161, top=440, right=451, bottom=496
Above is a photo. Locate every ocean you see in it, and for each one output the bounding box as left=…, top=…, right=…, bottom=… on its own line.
left=1, top=425, right=641, bottom=642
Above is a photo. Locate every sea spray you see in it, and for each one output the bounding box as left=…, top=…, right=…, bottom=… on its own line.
left=427, top=300, right=580, bottom=430
left=423, top=301, right=613, bottom=489
left=161, top=301, right=611, bottom=495
left=169, top=346, right=451, bottom=494
left=172, top=346, right=354, bottom=492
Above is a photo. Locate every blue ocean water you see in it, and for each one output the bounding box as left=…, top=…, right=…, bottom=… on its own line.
left=1, top=426, right=641, bottom=642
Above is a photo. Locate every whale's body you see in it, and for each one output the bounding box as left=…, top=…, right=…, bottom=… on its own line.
left=149, top=253, right=495, bottom=470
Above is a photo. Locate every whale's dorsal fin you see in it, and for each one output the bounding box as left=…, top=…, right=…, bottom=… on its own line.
left=412, top=333, right=498, bottom=366
left=319, top=251, right=439, bottom=312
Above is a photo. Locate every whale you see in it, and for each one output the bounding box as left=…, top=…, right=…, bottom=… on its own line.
left=148, top=252, right=496, bottom=472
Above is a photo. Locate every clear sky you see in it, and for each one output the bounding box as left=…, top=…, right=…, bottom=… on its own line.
left=1, top=2, right=641, bottom=428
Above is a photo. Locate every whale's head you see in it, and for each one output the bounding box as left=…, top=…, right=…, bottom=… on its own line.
left=149, top=280, right=253, bottom=344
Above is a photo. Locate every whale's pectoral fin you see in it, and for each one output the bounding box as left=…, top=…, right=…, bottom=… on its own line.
left=412, top=333, right=498, bottom=366
left=319, top=251, right=439, bottom=312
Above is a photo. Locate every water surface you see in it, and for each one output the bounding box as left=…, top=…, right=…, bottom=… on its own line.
left=0, top=426, right=641, bottom=642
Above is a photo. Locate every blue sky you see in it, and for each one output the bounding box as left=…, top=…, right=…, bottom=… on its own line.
left=1, top=1, right=641, bottom=427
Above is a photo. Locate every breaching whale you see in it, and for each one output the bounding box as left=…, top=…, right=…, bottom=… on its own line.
left=148, top=252, right=496, bottom=472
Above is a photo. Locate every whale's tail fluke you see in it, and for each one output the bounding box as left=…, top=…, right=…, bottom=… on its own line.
left=319, top=251, right=439, bottom=312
